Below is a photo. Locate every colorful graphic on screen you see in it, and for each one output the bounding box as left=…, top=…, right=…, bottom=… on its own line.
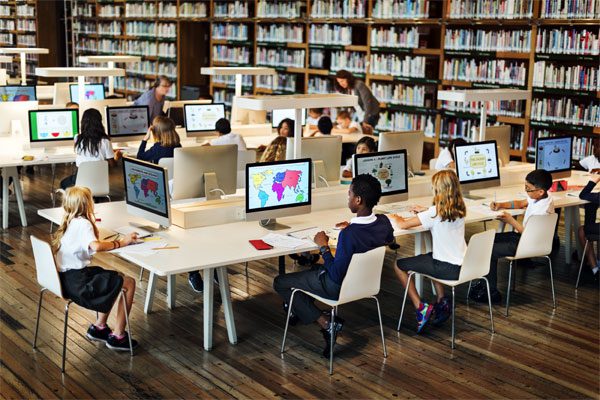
left=184, top=104, right=225, bottom=131
left=455, top=142, right=499, bottom=183
left=108, top=107, right=149, bottom=136
left=354, top=151, right=407, bottom=195
left=29, top=110, right=79, bottom=142
left=247, top=161, right=310, bottom=211
left=536, top=137, right=572, bottom=172
left=124, top=160, right=168, bottom=217
left=70, top=84, right=105, bottom=102
left=0, top=85, right=36, bottom=102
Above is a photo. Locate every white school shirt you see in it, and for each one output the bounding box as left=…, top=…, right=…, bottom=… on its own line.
left=350, top=213, right=376, bottom=224
left=345, top=121, right=363, bottom=134
left=418, top=205, right=467, bottom=266
left=523, top=195, right=554, bottom=228
left=579, top=155, right=600, bottom=172
left=75, top=137, right=115, bottom=167
left=434, top=148, right=453, bottom=170
left=210, top=133, right=247, bottom=150
left=55, top=217, right=98, bottom=272
left=343, top=156, right=353, bottom=173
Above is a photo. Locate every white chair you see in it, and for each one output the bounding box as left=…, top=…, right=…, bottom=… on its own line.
left=576, top=233, right=599, bottom=288
left=30, top=236, right=133, bottom=373
left=397, top=230, right=497, bottom=349
left=429, top=158, right=438, bottom=170
left=503, top=213, right=559, bottom=316
left=281, top=246, right=387, bottom=375
left=158, top=157, right=174, bottom=181
left=54, top=160, right=111, bottom=204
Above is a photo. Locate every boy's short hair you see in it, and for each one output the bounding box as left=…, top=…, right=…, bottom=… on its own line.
left=356, top=136, right=377, bottom=152
left=526, top=169, right=553, bottom=191
left=336, top=110, right=351, bottom=120
left=65, top=101, right=79, bottom=108
left=317, top=116, right=333, bottom=135
left=351, top=174, right=382, bottom=209
left=309, top=108, right=324, bottom=115
left=215, top=118, right=231, bottom=134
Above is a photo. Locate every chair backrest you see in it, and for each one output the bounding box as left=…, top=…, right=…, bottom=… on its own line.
left=514, top=213, right=558, bottom=259
left=429, top=158, right=437, bottom=170
left=237, top=149, right=257, bottom=171
left=458, top=230, right=497, bottom=282
left=337, top=247, right=387, bottom=304
left=158, top=157, right=174, bottom=181
left=30, top=236, right=64, bottom=298
left=75, top=160, right=109, bottom=196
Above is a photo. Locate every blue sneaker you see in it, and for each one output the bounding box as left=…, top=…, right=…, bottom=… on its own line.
left=415, top=303, right=433, bottom=333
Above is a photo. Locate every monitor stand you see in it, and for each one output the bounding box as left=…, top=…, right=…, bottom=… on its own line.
left=259, top=218, right=290, bottom=231
left=313, top=160, right=329, bottom=188
left=128, top=221, right=169, bottom=233
left=463, top=191, right=485, bottom=201
left=204, top=172, right=224, bottom=201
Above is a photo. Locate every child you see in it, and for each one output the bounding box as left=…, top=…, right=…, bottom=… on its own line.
left=469, top=169, right=555, bottom=303
left=60, top=108, right=122, bottom=190
left=274, top=174, right=394, bottom=356
left=137, top=116, right=182, bottom=164
left=390, top=170, right=467, bottom=333
left=579, top=138, right=600, bottom=173
left=306, top=108, right=324, bottom=135
left=577, top=173, right=600, bottom=283
left=66, top=101, right=79, bottom=109
left=51, top=186, right=139, bottom=351
left=333, top=110, right=363, bottom=135
left=312, top=116, right=333, bottom=137
left=207, top=118, right=247, bottom=150
left=342, top=136, right=377, bottom=178
left=434, top=137, right=467, bottom=170
left=260, top=118, right=294, bottom=163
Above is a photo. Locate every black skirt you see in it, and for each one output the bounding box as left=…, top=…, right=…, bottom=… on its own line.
left=59, top=266, right=124, bottom=313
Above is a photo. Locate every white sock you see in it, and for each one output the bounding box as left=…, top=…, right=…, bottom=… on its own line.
left=592, top=266, right=599, bottom=275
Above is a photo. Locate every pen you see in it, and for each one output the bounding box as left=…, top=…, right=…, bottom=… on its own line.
left=139, top=233, right=153, bottom=239
left=103, top=233, right=118, bottom=240
left=153, top=246, right=179, bottom=250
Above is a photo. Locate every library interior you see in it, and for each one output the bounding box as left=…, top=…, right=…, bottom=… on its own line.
left=0, top=0, right=598, bottom=398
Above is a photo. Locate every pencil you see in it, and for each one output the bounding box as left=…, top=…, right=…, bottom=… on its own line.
left=153, top=246, right=179, bottom=250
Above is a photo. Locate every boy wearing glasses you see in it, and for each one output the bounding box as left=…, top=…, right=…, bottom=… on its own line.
left=469, top=169, right=555, bottom=303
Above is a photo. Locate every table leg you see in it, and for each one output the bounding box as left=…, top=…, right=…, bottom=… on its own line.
left=77, top=75, right=85, bottom=112
left=19, top=52, right=26, bottom=85
left=2, top=167, right=27, bottom=229
left=107, top=61, right=115, bottom=96
left=2, top=168, right=8, bottom=229
left=10, top=168, right=26, bottom=227
left=216, top=266, right=237, bottom=345
left=167, top=274, right=176, bottom=310
left=278, top=255, right=285, bottom=275
left=144, top=272, right=157, bottom=314
left=564, top=206, right=581, bottom=263
left=203, top=267, right=214, bottom=351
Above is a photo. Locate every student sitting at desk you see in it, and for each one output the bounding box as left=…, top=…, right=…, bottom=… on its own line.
left=137, top=116, right=182, bottom=164
left=273, top=174, right=395, bottom=357
left=577, top=173, right=600, bottom=283
left=332, top=110, right=363, bottom=135
left=260, top=118, right=294, bottom=162
left=205, top=118, right=247, bottom=150
left=579, top=138, right=600, bottom=173
left=60, top=108, right=122, bottom=190
left=470, top=169, right=555, bottom=303
left=434, top=138, right=467, bottom=170
left=52, top=186, right=139, bottom=351
left=342, top=136, right=376, bottom=178
left=312, top=116, right=333, bottom=137
left=390, top=170, right=467, bottom=333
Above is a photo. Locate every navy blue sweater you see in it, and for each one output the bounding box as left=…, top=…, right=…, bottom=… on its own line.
left=580, top=180, right=599, bottom=205
left=322, top=214, right=395, bottom=285
left=137, top=140, right=181, bottom=164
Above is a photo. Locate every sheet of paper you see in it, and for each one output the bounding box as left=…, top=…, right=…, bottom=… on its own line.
left=114, top=225, right=152, bottom=237
left=110, top=240, right=169, bottom=255
left=287, top=227, right=320, bottom=240
left=469, top=204, right=503, bottom=218
left=261, top=233, right=313, bottom=249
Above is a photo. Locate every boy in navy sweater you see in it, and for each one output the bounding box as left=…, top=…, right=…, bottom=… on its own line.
left=273, top=174, right=394, bottom=357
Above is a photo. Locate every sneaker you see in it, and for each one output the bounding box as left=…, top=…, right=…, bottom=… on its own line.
left=431, top=298, right=452, bottom=327
left=470, top=287, right=502, bottom=304
left=188, top=271, right=204, bottom=293
left=415, top=303, right=433, bottom=334
left=106, top=332, right=139, bottom=351
left=320, top=318, right=344, bottom=358
left=86, top=324, right=111, bottom=342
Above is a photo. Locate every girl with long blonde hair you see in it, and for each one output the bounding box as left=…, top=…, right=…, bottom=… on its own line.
left=389, top=169, right=467, bottom=333
left=52, top=186, right=140, bottom=351
left=137, top=115, right=181, bottom=164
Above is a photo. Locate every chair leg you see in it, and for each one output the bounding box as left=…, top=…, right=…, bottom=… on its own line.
left=505, top=261, right=513, bottom=317
left=121, top=290, right=134, bottom=356
left=481, top=277, right=495, bottom=334
left=62, top=301, right=72, bottom=373
left=545, top=256, right=556, bottom=309
left=138, top=267, right=144, bottom=282
left=575, top=240, right=588, bottom=289
left=466, top=280, right=472, bottom=302
left=280, top=289, right=297, bottom=354
left=32, top=289, right=46, bottom=349
left=372, top=296, right=387, bottom=358
left=397, top=272, right=414, bottom=331
left=329, top=308, right=335, bottom=375
left=451, top=287, right=456, bottom=349
left=245, top=262, right=249, bottom=280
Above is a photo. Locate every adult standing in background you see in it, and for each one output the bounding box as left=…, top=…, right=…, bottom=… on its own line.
left=334, top=70, right=380, bottom=134
left=134, top=75, right=173, bottom=121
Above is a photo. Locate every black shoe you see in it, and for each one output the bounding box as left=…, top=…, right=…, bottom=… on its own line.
left=106, top=332, right=138, bottom=351
left=580, top=267, right=600, bottom=285
left=431, top=297, right=452, bottom=327
left=188, top=271, right=204, bottom=293
left=86, top=324, right=111, bottom=342
left=469, top=280, right=485, bottom=293
left=320, top=318, right=344, bottom=358
left=470, top=286, right=502, bottom=304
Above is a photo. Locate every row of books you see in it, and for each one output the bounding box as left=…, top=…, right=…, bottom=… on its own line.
left=256, top=73, right=298, bottom=92
left=213, top=89, right=234, bottom=107
left=212, top=23, right=249, bottom=41
left=98, top=5, right=121, bottom=18
left=16, top=19, right=35, bottom=32
left=73, top=3, right=93, bottom=17
left=370, top=82, right=427, bottom=107
left=372, top=0, right=430, bottom=18
left=128, top=61, right=177, bottom=80
left=124, top=3, right=157, bottom=18
left=0, top=32, right=12, bottom=45
left=97, top=22, right=122, bottom=36
left=212, top=75, right=253, bottom=87
left=531, top=97, right=599, bottom=126
left=257, top=0, right=302, bottom=18
left=15, top=4, right=34, bottom=17
left=444, top=28, right=531, bottom=52
left=441, top=120, right=524, bottom=150
left=540, top=0, right=599, bottom=18
left=213, top=45, right=251, bottom=64
left=309, top=24, right=352, bottom=45
left=308, top=76, right=333, bottom=94
left=309, top=50, right=326, bottom=69
left=17, top=34, right=35, bottom=46
left=125, top=22, right=177, bottom=39
left=377, top=111, right=435, bottom=136
left=180, top=2, right=208, bottom=18
left=447, top=0, right=532, bottom=18
left=370, top=26, right=419, bottom=49
left=256, top=48, right=305, bottom=68
left=310, top=0, right=366, bottom=18
left=443, top=58, right=527, bottom=86
left=0, top=5, right=10, bottom=17
left=157, top=3, right=177, bottom=18
left=536, top=28, right=599, bottom=55
left=369, top=54, right=427, bottom=77
left=331, top=51, right=367, bottom=73
left=528, top=130, right=597, bottom=160
left=214, top=1, right=249, bottom=18
left=0, top=19, right=12, bottom=30
left=257, top=24, right=304, bottom=43
left=442, top=99, right=526, bottom=118
left=532, top=61, right=599, bottom=91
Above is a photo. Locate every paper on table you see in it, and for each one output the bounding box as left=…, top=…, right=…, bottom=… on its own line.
left=262, top=233, right=314, bottom=249
left=470, top=204, right=503, bottom=218
left=111, top=240, right=168, bottom=255
left=114, top=225, right=152, bottom=236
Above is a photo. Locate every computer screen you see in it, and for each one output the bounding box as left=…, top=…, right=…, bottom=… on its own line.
left=106, top=106, right=150, bottom=138
left=0, top=85, right=36, bottom=102
left=69, top=83, right=105, bottom=102
left=246, top=158, right=312, bottom=215
left=28, top=109, right=79, bottom=143
left=535, top=136, right=572, bottom=173
left=122, top=156, right=170, bottom=226
left=454, top=140, right=500, bottom=184
left=354, top=150, right=408, bottom=197
left=272, top=108, right=306, bottom=128
left=184, top=103, right=225, bottom=132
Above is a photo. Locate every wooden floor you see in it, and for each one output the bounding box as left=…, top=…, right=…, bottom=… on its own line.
left=1, top=164, right=599, bottom=399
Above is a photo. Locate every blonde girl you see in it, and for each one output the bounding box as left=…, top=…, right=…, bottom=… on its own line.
left=389, top=170, right=467, bottom=333
left=137, top=115, right=182, bottom=164
left=52, top=186, right=139, bottom=351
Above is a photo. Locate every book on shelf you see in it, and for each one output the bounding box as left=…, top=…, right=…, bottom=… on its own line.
left=179, top=2, right=208, bottom=18
left=371, top=26, right=419, bottom=49
left=448, top=0, right=533, bottom=19
left=370, top=82, right=427, bottom=107
left=125, top=3, right=156, bottom=18
left=256, top=73, right=297, bottom=92
left=257, top=1, right=303, bottom=18
left=309, top=24, right=352, bottom=45
left=308, top=76, right=332, bottom=94
left=531, top=97, right=599, bottom=127
left=369, top=54, right=426, bottom=78
left=257, top=24, right=304, bottom=43
left=540, top=0, right=599, bottom=19
left=213, top=45, right=251, bottom=64
left=443, top=58, right=527, bottom=86
left=442, top=99, right=525, bottom=118
left=214, top=1, right=249, bottom=18
left=444, top=28, right=531, bottom=52
left=533, top=61, right=599, bottom=91
left=536, top=27, right=600, bottom=55
left=331, top=50, right=367, bottom=74
left=377, top=111, right=435, bottom=136
left=99, top=4, right=121, bottom=18
left=212, top=23, right=249, bottom=41
left=310, top=0, right=366, bottom=18
left=372, top=0, right=430, bottom=18
left=256, top=48, right=305, bottom=68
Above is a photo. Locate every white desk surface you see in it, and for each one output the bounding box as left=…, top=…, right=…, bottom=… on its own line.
left=201, top=67, right=276, bottom=76
left=35, top=67, right=125, bottom=78
left=235, top=93, right=358, bottom=111
left=0, top=56, right=12, bottom=63
left=79, top=55, right=141, bottom=64
left=437, top=89, right=530, bottom=102
left=0, top=48, right=48, bottom=55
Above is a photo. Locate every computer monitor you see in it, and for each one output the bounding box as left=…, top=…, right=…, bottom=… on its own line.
left=69, top=83, right=106, bottom=102
left=271, top=108, right=306, bottom=128
left=106, top=105, right=150, bottom=142
left=481, top=125, right=511, bottom=167
left=184, top=103, right=225, bottom=136
left=122, top=156, right=171, bottom=228
left=454, top=140, right=501, bottom=199
left=286, top=136, right=342, bottom=187
left=172, top=144, right=238, bottom=200
left=354, top=149, right=408, bottom=204
left=0, top=101, right=37, bottom=136
left=0, top=85, right=36, bottom=101
left=245, top=158, right=312, bottom=229
left=377, top=130, right=425, bottom=175
left=165, top=100, right=211, bottom=127
left=535, top=135, right=573, bottom=180
left=28, top=109, right=79, bottom=149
